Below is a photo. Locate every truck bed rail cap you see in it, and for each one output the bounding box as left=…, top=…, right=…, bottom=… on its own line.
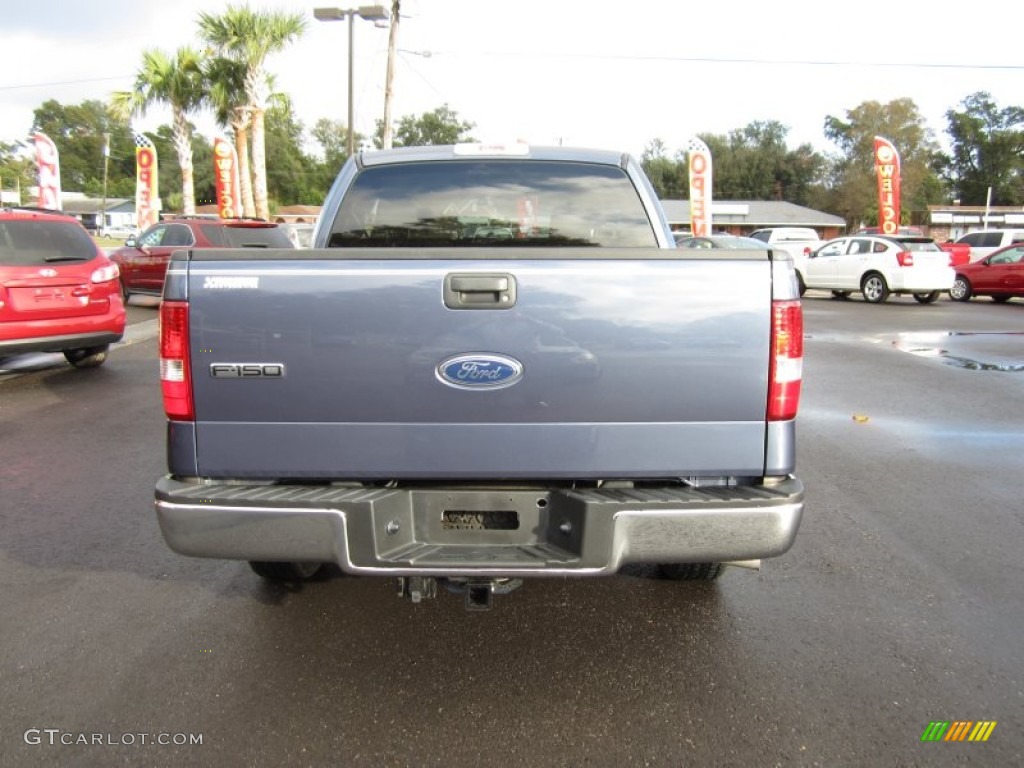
left=453, top=142, right=531, bottom=156
left=358, top=144, right=629, bottom=167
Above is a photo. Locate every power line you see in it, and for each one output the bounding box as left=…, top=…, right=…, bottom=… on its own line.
left=3, top=51, right=1021, bottom=96
left=423, top=51, right=1024, bottom=72
left=0, top=75, right=131, bottom=92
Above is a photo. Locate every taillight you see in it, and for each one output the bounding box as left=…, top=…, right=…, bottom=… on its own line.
left=159, top=301, right=194, bottom=420
left=91, top=263, right=120, bottom=283
left=768, top=300, right=803, bottom=421
left=896, top=251, right=914, bottom=267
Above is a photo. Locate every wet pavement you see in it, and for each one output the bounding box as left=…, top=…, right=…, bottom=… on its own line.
left=1, top=293, right=1021, bottom=766
left=892, top=330, right=1024, bottom=372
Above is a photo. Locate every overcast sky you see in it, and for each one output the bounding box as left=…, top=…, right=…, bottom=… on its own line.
left=2, top=0, right=1020, bottom=159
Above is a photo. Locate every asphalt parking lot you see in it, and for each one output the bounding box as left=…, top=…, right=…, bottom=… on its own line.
left=1, top=293, right=1021, bottom=766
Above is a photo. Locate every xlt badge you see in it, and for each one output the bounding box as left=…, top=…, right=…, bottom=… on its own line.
left=209, top=363, right=285, bottom=378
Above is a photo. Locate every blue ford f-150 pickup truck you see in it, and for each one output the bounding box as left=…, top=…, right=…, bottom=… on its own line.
left=154, top=144, right=805, bottom=609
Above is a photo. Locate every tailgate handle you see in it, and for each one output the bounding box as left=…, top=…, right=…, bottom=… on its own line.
left=444, top=273, right=517, bottom=309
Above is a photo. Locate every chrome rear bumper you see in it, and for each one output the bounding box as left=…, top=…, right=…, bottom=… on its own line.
left=155, top=476, right=803, bottom=577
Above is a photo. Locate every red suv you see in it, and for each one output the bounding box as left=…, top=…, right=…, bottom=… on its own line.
left=110, top=215, right=294, bottom=300
left=0, top=206, right=125, bottom=368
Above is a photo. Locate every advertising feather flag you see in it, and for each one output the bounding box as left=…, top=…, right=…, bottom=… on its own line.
left=134, top=133, right=160, bottom=231
left=687, top=137, right=712, bottom=236
left=213, top=137, right=242, bottom=219
left=874, top=137, right=901, bottom=235
left=33, top=132, right=62, bottom=210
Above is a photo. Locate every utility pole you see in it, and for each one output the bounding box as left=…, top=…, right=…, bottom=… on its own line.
left=382, top=0, right=400, bottom=149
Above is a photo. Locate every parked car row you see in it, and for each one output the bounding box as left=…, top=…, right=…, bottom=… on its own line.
left=796, top=235, right=1024, bottom=303
left=103, top=218, right=1024, bottom=310
left=4, top=205, right=1021, bottom=374
left=673, top=229, right=1024, bottom=304
left=2, top=208, right=302, bottom=371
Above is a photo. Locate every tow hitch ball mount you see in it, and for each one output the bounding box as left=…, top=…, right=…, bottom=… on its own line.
left=396, top=576, right=524, bottom=611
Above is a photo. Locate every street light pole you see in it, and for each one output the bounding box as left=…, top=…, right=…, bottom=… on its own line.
left=314, top=5, right=389, bottom=157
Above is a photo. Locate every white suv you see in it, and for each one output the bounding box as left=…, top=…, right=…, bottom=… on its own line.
left=799, top=235, right=954, bottom=303
left=953, top=229, right=1024, bottom=263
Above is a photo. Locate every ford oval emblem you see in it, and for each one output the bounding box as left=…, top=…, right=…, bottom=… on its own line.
left=437, top=354, right=523, bottom=390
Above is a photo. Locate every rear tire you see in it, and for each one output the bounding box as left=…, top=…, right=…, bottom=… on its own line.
left=950, top=276, right=972, bottom=301
left=913, top=291, right=941, bottom=304
left=656, top=562, right=724, bottom=581
left=63, top=345, right=109, bottom=368
left=796, top=273, right=807, bottom=297
left=120, top=280, right=131, bottom=304
left=249, top=561, right=324, bottom=581
left=861, top=273, right=890, bottom=303
left=991, top=295, right=1011, bottom=303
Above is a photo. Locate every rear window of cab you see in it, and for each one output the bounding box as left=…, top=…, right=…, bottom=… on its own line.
left=326, top=160, right=658, bottom=248
left=198, top=223, right=294, bottom=248
left=889, top=237, right=942, bottom=252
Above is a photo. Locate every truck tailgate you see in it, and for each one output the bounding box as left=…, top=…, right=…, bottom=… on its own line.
left=176, top=248, right=773, bottom=479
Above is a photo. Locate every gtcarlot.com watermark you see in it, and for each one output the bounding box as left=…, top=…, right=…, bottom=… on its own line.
left=24, top=729, right=202, bottom=747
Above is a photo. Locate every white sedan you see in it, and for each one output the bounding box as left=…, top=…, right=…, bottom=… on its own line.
left=796, top=235, right=955, bottom=303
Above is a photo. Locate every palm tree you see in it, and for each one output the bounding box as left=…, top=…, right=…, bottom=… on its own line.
left=205, top=56, right=256, bottom=218
left=111, top=47, right=206, bottom=215
left=198, top=6, right=305, bottom=221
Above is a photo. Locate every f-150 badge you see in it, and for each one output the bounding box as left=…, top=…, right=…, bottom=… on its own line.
left=210, top=363, right=284, bottom=378
left=437, top=354, right=522, bottom=390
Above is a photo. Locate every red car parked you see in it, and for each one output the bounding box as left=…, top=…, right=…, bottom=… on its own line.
left=949, top=243, right=1024, bottom=302
left=0, top=206, right=125, bottom=368
left=109, top=215, right=294, bottom=300
left=939, top=241, right=972, bottom=267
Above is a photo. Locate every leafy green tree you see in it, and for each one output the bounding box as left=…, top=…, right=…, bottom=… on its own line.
left=706, top=121, right=825, bottom=205
left=941, top=92, right=1024, bottom=206
left=640, top=139, right=686, bottom=200
left=375, top=104, right=475, bottom=148
left=308, top=117, right=356, bottom=199
left=312, top=118, right=350, bottom=168
left=641, top=124, right=825, bottom=205
left=0, top=140, right=35, bottom=204
left=198, top=5, right=306, bottom=221
left=111, top=47, right=207, bottom=214
left=263, top=96, right=323, bottom=208
left=30, top=99, right=136, bottom=198
left=823, top=98, right=946, bottom=229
